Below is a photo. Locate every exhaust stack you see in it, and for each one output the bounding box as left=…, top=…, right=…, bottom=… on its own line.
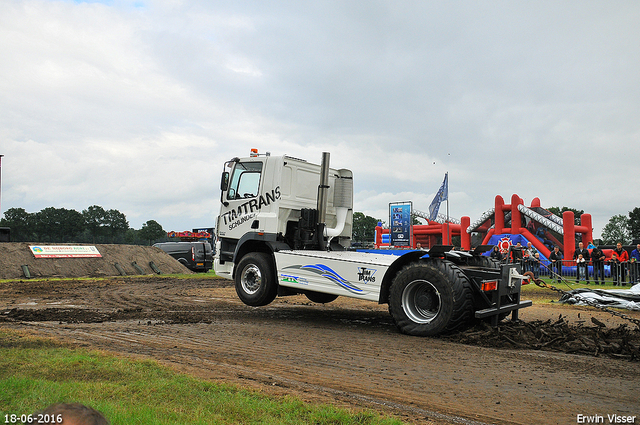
left=316, top=152, right=330, bottom=249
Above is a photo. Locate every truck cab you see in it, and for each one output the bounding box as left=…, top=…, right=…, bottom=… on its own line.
left=215, top=151, right=353, bottom=280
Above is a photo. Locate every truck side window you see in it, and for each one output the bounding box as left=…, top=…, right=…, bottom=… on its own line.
left=227, top=162, right=263, bottom=200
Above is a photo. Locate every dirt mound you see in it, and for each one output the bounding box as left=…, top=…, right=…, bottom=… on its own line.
left=0, top=243, right=191, bottom=279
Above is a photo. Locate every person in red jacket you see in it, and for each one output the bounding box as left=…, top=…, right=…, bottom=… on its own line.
left=613, top=242, right=629, bottom=285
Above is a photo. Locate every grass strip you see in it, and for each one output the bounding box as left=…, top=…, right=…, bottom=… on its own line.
left=0, top=329, right=405, bottom=425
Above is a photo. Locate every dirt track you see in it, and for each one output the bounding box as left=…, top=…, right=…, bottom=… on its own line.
left=1, top=276, right=639, bottom=425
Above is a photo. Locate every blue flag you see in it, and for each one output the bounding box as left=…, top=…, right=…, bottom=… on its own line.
left=428, top=173, right=448, bottom=221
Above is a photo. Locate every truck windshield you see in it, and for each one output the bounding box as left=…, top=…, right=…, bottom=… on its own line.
left=227, top=162, right=263, bottom=200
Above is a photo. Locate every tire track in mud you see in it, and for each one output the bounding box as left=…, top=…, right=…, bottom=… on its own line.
left=89, top=280, right=209, bottom=311
left=1, top=277, right=639, bottom=425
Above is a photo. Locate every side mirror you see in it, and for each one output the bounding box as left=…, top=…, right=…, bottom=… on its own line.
left=220, top=172, right=230, bottom=207
left=220, top=172, right=229, bottom=191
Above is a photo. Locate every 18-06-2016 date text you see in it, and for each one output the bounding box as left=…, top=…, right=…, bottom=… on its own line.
left=4, top=414, right=63, bottom=424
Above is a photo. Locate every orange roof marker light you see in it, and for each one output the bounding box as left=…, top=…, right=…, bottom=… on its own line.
left=250, top=148, right=258, bottom=157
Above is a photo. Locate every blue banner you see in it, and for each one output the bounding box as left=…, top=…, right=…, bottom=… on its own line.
left=428, top=173, right=448, bottom=221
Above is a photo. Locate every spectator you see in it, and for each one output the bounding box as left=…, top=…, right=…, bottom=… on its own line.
left=575, top=254, right=588, bottom=284
left=613, top=242, right=629, bottom=285
left=573, top=242, right=590, bottom=284
left=524, top=242, right=538, bottom=274
left=549, top=246, right=563, bottom=283
left=510, top=242, right=524, bottom=265
left=590, top=243, right=606, bottom=285
left=490, top=245, right=504, bottom=262
left=531, top=252, right=541, bottom=278
left=608, top=253, right=620, bottom=286
left=34, top=403, right=109, bottom=425
left=630, top=243, right=640, bottom=284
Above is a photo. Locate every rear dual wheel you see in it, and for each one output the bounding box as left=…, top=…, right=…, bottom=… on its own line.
left=389, top=260, right=474, bottom=336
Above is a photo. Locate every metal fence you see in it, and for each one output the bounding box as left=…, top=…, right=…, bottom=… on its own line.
left=506, top=258, right=640, bottom=286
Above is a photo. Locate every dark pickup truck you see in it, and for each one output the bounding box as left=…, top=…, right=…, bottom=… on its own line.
left=153, top=241, right=213, bottom=272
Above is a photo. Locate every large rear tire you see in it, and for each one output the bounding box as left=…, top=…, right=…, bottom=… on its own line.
left=388, top=260, right=474, bottom=336
left=235, top=253, right=278, bottom=306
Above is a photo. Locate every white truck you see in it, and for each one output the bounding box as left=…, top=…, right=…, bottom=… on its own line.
left=214, top=150, right=531, bottom=336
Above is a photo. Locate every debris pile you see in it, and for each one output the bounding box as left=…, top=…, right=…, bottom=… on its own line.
left=444, top=316, right=640, bottom=361
left=559, top=284, right=640, bottom=311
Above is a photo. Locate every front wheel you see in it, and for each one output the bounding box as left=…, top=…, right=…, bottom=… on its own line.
left=388, top=260, right=473, bottom=336
left=235, top=253, right=278, bottom=306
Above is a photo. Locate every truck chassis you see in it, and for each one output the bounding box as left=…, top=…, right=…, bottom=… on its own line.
left=226, top=244, right=530, bottom=336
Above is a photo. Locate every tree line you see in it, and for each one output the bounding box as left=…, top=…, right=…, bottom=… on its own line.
left=0, top=206, right=167, bottom=245
left=601, top=207, right=640, bottom=245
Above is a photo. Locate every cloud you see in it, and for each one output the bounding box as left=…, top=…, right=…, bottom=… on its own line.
left=1, top=0, right=639, bottom=238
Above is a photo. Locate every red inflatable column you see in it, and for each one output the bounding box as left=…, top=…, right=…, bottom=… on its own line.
left=563, top=211, right=575, bottom=261
left=511, top=194, right=523, bottom=234
left=530, top=197, right=541, bottom=208
left=461, top=216, right=471, bottom=250
left=375, top=225, right=382, bottom=248
left=494, top=195, right=505, bottom=234
left=441, top=223, right=451, bottom=245
left=581, top=214, right=593, bottom=244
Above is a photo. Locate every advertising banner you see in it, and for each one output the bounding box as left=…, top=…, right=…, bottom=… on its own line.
left=389, top=202, right=412, bottom=247
left=29, top=245, right=102, bottom=258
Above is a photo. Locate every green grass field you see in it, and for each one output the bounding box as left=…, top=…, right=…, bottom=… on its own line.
left=0, top=329, right=405, bottom=425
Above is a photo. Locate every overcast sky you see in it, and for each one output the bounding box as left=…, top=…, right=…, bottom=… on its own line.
left=1, top=0, right=639, bottom=238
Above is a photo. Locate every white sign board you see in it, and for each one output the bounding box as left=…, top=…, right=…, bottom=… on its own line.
left=29, top=245, right=102, bottom=258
